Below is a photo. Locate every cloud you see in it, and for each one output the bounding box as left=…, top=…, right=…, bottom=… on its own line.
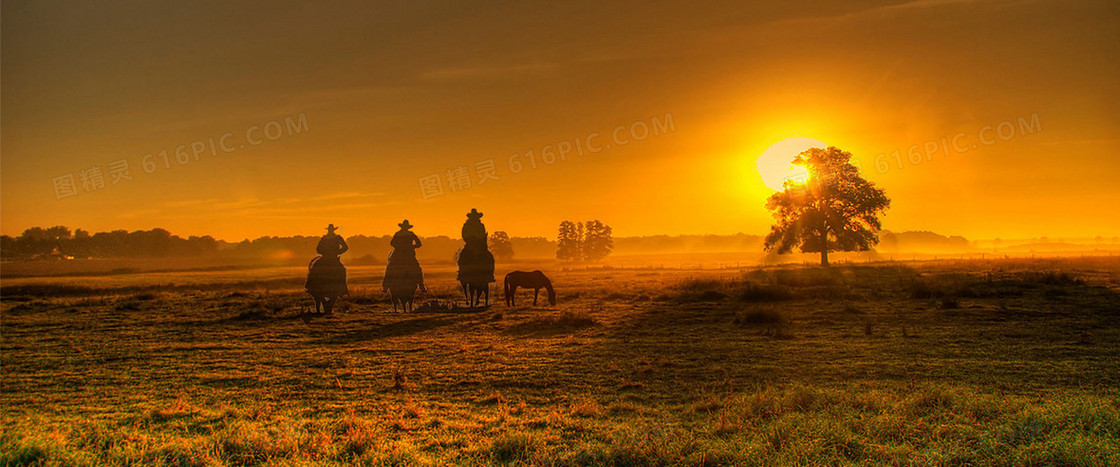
left=115, top=208, right=162, bottom=219
left=419, top=62, right=558, bottom=82
left=772, top=0, right=1006, bottom=26
left=133, top=197, right=403, bottom=222
left=162, top=198, right=219, bottom=208
left=307, top=192, right=386, bottom=201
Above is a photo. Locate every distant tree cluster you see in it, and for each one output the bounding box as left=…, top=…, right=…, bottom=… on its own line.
left=490, top=231, right=514, bottom=261
left=0, top=226, right=221, bottom=260
left=556, top=220, right=613, bottom=262
left=878, top=231, right=969, bottom=252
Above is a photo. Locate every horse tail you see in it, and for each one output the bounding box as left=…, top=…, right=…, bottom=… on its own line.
left=503, top=272, right=513, bottom=306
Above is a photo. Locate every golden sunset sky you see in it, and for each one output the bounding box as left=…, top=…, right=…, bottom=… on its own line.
left=2, top=0, right=1117, bottom=241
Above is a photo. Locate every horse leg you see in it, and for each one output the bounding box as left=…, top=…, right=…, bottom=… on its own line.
left=324, top=296, right=334, bottom=314
left=533, top=288, right=539, bottom=306
left=484, top=286, right=489, bottom=306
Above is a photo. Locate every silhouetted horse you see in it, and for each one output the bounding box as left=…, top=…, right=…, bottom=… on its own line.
left=306, top=255, right=347, bottom=313
left=504, top=270, right=556, bottom=307
left=456, top=244, right=495, bottom=307
left=383, top=253, right=423, bottom=313
left=385, top=277, right=420, bottom=313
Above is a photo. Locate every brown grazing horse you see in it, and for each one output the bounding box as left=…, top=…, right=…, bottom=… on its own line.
left=504, top=270, right=556, bottom=307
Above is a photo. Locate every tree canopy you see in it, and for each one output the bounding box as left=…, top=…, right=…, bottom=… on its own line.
left=764, top=146, right=890, bottom=266
left=556, top=220, right=613, bottom=262
left=490, top=230, right=514, bottom=261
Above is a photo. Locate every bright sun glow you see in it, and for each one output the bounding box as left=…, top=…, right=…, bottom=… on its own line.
left=756, top=137, right=827, bottom=191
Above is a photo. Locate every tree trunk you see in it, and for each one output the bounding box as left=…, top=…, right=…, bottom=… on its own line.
left=820, top=219, right=830, bottom=267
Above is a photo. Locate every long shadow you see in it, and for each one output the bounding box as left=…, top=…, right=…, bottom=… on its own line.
left=190, top=310, right=309, bottom=327
left=575, top=261, right=1120, bottom=395
left=313, top=315, right=459, bottom=345
left=502, top=314, right=599, bottom=337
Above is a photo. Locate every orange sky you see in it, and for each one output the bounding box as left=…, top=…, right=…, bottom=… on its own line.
left=3, top=0, right=1118, bottom=241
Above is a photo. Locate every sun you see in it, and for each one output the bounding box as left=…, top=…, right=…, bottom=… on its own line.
left=756, top=137, right=827, bottom=191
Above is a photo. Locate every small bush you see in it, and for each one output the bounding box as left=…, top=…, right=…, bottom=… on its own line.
left=131, top=292, right=160, bottom=301
left=488, top=434, right=538, bottom=463
left=773, top=269, right=843, bottom=288
left=350, top=288, right=380, bottom=305
left=735, top=309, right=786, bottom=325
left=0, top=284, right=96, bottom=297
left=571, top=399, right=603, bottom=418
left=738, top=284, right=795, bottom=302
left=1022, top=271, right=1083, bottom=286
left=5, top=301, right=51, bottom=314
left=673, top=278, right=729, bottom=302
left=392, top=367, right=408, bottom=391
left=115, top=300, right=143, bottom=311
left=554, top=311, right=596, bottom=327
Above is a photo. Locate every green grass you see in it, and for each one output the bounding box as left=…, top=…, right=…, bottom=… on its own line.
left=2, top=257, right=1119, bottom=465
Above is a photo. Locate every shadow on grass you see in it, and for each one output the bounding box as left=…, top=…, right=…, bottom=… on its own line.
left=502, top=312, right=598, bottom=337
left=314, top=315, right=459, bottom=344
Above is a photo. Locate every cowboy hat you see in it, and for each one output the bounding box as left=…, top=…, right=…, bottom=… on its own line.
left=466, top=208, right=483, bottom=219
left=325, top=224, right=339, bottom=232
left=398, top=220, right=414, bottom=229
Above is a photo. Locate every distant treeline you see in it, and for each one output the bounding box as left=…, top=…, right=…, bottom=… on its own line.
left=877, top=231, right=970, bottom=253
left=0, top=226, right=976, bottom=262
left=0, top=226, right=556, bottom=263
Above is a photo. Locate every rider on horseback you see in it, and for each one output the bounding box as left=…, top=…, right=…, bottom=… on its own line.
left=459, top=209, right=494, bottom=282
left=306, top=224, right=349, bottom=312
left=457, top=209, right=496, bottom=305
left=316, top=224, right=349, bottom=264
left=383, top=220, right=427, bottom=293
left=462, top=208, right=487, bottom=248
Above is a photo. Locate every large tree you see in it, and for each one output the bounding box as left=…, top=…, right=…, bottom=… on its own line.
left=556, top=221, right=582, bottom=262
left=583, top=220, right=614, bottom=262
left=764, top=146, right=890, bottom=266
left=490, top=230, right=514, bottom=261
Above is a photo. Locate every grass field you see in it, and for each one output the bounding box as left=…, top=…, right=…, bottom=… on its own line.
left=2, top=257, right=1120, bottom=465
